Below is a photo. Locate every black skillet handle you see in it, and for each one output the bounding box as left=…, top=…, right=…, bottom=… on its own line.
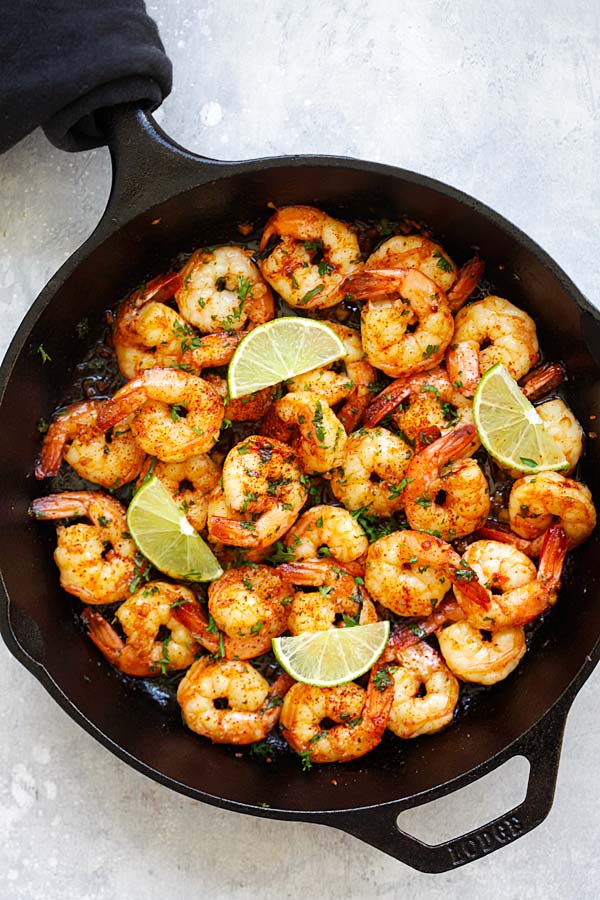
left=97, top=104, right=235, bottom=228
left=333, top=703, right=569, bottom=873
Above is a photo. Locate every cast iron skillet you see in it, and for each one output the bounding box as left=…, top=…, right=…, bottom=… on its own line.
left=2, top=104, right=600, bottom=873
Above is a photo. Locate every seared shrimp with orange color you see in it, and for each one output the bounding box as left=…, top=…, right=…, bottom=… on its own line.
left=174, top=565, right=289, bottom=658
left=344, top=268, right=455, bottom=377
left=178, top=658, right=292, bottom=744
left=175, top=245, right=274, bottom=332
left=35, top=400, right=145, bottom=489
left=29, top=492, right=141, bottom=604
left=386, top=641, right=459, bottom=739
left=280, top=664, right=394, bottom=763
left=403, top=425, right=490, bottom=540
left=207, top=435, right=307, bottom=548
left=273, top=391, right=347, bottom=474
left=454, top=528, right=567, bottom=629
left=508, top=471, right=595, bottom=549
left=97, top=367, right=224, bottom=461
left=82, top=582, right=198, bottom=675
left=364, top=529, right=488, bottom=618
left=446, top=296, right=539, bottom=396
left=258, top=205, right=361, bottom=309
left=277, top=559, right=377, bottom=634
left=363, top=366, right=477, bottom=453
left=112, top=272, right=186, bottom=378
left=283, top=505, right=368, bottom=563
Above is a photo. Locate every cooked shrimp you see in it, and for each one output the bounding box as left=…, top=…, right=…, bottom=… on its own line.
left=35, top=400, right=145, bottom=488
left=97, top=367, right=224, bottom=462
left=284, top=505, right=368, bottom=563
left=258, top=205, right=360, bottom=309
left=208, top=436, right=307, bottom=548
left=175, top=246, right=274, bottom=332
left=509, top=471, right=596, bottom=549
left=520, top=361, right=566, bottom=400
left=366, top=235, right=458, bottom=290
left=446, top=296, right=539, bottom=396
left=446, top=257, right=486, bottom=312
left=280, top=665, right=394, bottom=763
left=277, top=559, right=377, bottom=634
left=139, top=455, right=220, bottom=532
left=174, top=565, right=290, bottom=659
left=535, top=399, right=583, bottom=475
left=274, top=391, right=347, bottom=474
left=29, top=492, right=141, bottom=604
left=438, top=621, right=526, bottom=685
left=178, top=657, right=292, bottom=744
left=202, top=374, right=276, bottom=423
left=330, top=426, right=413, bottom=516
left=386, top=641, right=459, bottom=739
left=286, top=322, right=377, bottom=431
left=112, top=272, right=186, bottom=378
left=454, top=528, right=567, bottom=629
left=181, top=330, right=243, bottom=372
left=364, top=529, right=488, bottom=617
left=81, top=582, right=198, bottom=675
left=363, top=367, right=478, bottom=454
left=345, top=268, right=455, bottom=377
left=403, top=424, right=490, bottom=540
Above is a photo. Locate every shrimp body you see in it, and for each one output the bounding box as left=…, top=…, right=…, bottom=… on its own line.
left=280, top=666, right=394, bottom=763
left=330, top=427, right=413, bottom=516
left=366, top=235, right=458, bottom=293
left=29, top=492, right=141, bottom=604
left=208, top=436, right=307, bottom=548
left=535, top=399, right=583, bottom=475
left=363, top=367, right=477, bottom=454
left=35, top=400, right=145, bottom=488
left=403, top=425, right=490, bottom=540
left=258, top=206, right=360, bottom=309
left=277, top=559, right=377, bottom=635
left=438, top=621, right=526, bottom=685
left=454, top=529, right=567, bottom=628
left=284, top=505, right=368, bottom=563
left=139, top=454, right=220, bottom=532
left=447, top=296, right=539, bottom=396
left=345, top=268, right=455, bottom=377
left=178, top=658, right=290, bottom=744
left=509, top=471, right=596, bottom=548
left=274, top=391, right=347, bottom=474
left=387, top=641, right=459, bottom=739
left=203, top=374, right=276, bottom=423
left=175, top=246, right=274, bottom=332
left=82, top=582, right=198, bottom=675
left=365, top=529, right=487, bottom=617
left=112, top=272, right=185, bottom=378
left=97, top=367, right=224, bottom=462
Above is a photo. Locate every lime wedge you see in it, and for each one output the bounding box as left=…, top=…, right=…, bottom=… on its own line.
left=473, top=362, right=568, bottom=474
left=272, top=621, right=390, bottom=687
left=127, top=476, right=223, bottom=582
left=227, top=317, right=346, bottom=399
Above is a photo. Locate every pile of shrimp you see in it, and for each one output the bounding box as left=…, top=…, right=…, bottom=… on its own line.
left=30, top=206, right=596, bottom=767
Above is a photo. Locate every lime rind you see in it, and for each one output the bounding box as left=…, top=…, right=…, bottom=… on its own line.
left=227, top=317, right=347, bottom=399
left=127, top=476, right=223, bottom=582
left=473, top=362, right=568, bottom=474
left=272, top=621, right=390, bottom=688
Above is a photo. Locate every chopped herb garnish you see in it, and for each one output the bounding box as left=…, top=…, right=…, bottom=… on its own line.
left=37, top=344, right=52, bottom=364
left=519, top=457, right=538, bottom=468
left=432, top=250, right=453, bottom=273
left=299, top=285, right=324, bottom=305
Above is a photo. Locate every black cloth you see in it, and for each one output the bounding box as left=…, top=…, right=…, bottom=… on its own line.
left=0, top=0, right=172, bottom=154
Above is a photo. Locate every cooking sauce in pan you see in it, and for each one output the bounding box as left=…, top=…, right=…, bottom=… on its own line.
left=37, top=213, right=577, bottom=763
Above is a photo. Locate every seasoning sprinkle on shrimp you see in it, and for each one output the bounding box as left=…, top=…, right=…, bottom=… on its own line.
left=386, top=641, right=459, bottom=739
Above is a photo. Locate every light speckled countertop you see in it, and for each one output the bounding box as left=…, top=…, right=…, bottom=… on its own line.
left=2, top=2, right=600, bottom=897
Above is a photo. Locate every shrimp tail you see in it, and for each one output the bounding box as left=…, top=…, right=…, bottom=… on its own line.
left=337, top=385, right=372, bottom=433
left=363, top=379, right=411, bottom=427
left=172, top=600, right=220, bottom=652
left=386, top=596, right=464, bottom=654
left=475, top=522, right=542, bottom=558
left=342, top=268, right=408, bottom=302
left=131, top=272, right=182, bottom=308
left=447, top=256, right=484, bottom=312
left=81, top=608, right=125, bottom=666
left=418, top=423, right=477, bottom=464
left=208, top=516, right=262, bottom=547
left=520, top=361, right=566, bottom=401
left=537, top=525, right=568, bottom=592
left=29, top=492, right=91, bottom=520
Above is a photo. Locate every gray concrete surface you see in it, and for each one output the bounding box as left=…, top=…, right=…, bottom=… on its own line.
left=1, top=1, right=600, bottom=897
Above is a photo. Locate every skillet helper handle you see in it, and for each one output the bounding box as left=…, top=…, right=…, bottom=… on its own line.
left=97, top=104, right=232, bottom=226
left=334, top=704, right=568, bottom=873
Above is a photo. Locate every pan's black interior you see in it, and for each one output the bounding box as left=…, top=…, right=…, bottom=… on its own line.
left=2, top=159, right=600, bottom=817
